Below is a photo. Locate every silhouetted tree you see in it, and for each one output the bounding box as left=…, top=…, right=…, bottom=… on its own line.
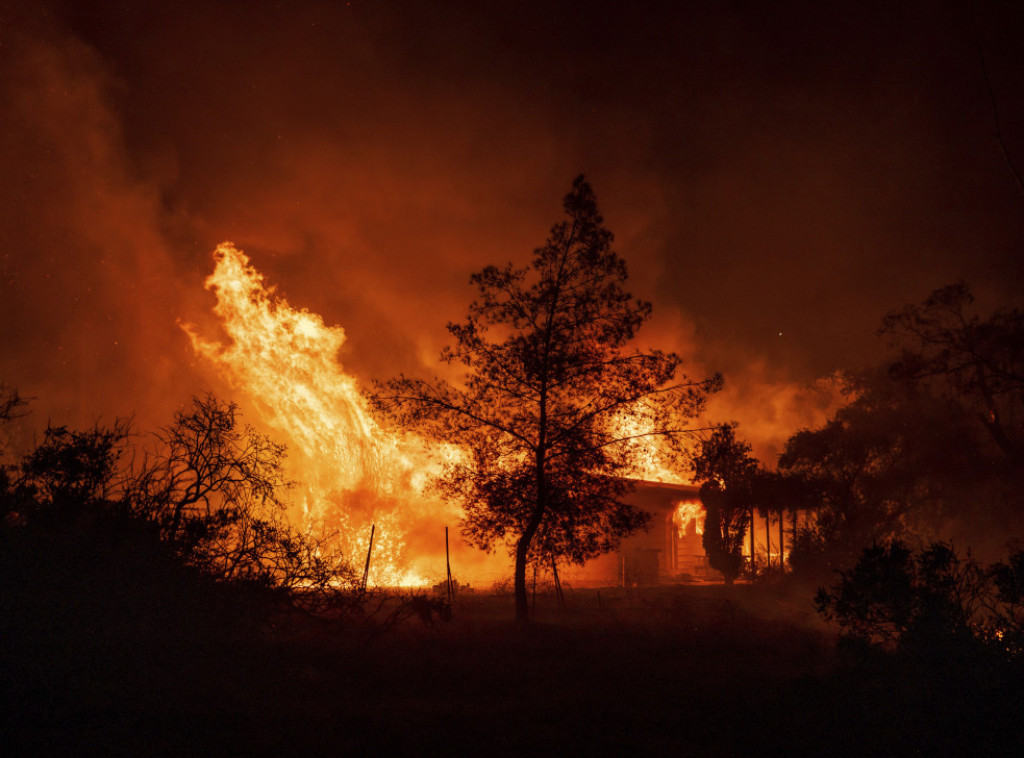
left=0, top=382, right=27, bottom=428
left=989, top=550, right=1024, bottom=658
left=0, top=385, right=30, bottom=520
left=127, top=394, right=353, bottom=596
left=816, top=540, right=1024, bottom=661
left=0, top=390, right=353, bottom=604
left=778, top=367, right=992, bottom=577
left=881, top=282, right=1024, bottom=468
left=129, top=394, right=289, bottom=546
left=690, top=423, right=757, bottom=585
left=375, top=176, right=721, bottom=621
left=21, top=421, right=131, bottom=511
left=771, top=287, right=1024, bottom=579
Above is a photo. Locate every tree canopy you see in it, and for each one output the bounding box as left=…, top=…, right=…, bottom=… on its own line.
left=690, top=423, right=758, bottom=584
left=881, top=282, right=1024, bottom=468
left=374, top=176, right=720, bottom=621
left=2, top=392, right=354, bottom=605
left=780, top=283, right=1024, bottom=576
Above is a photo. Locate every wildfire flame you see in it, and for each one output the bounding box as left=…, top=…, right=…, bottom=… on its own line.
left=183, top=242, right=454, bottom=586
left=672, top=500, right=704, bottom=538
left=182, top=242, right=699, bottom=587
left=613, top=412, right=687, bottom=484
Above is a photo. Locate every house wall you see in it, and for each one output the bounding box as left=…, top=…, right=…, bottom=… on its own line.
left=571, top=480, right=709, bottom=586
left=570, top=480, right=811, bottom=586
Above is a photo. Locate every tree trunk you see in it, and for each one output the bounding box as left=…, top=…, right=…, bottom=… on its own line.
left=516, top=361, right=551, bottom=624
left=169, top=506, right=183, bottom=544
left=168, top=500, right=190, bottom=546
left=514, top=527, right=537, bottom=623
left=514, top=452, right=548, bottom=623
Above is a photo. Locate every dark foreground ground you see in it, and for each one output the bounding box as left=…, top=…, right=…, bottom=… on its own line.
left=3, top=548, right=1024, bottom=758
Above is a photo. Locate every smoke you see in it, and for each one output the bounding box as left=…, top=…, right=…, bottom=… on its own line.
left=705, top=365, right=846, bottom=465
left=2, top=0, right=1022, bottom=559
left=0, top=6, right=208, bottom=433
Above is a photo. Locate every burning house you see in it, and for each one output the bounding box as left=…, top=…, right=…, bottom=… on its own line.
left=580, top=479, right=803, bottom=586
left=182, top=244, right=804, bottom=590
left=579, top=480, right=708, bottom=585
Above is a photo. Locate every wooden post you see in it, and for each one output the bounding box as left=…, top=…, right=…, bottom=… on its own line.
left=779, top=507, right=785, bottom=571
left=551, top=556, right=565, bottom=611
left=361, top=523, right=376, bottom=591
left=445, top=526, right=454, bottom=604
left=749, top=509, right=756, bottom=574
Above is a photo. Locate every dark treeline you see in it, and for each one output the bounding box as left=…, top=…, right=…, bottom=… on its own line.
left=703, top=282, right=1023, bottom=580
left=785, top=282, right=1023, bottom=573
left=0, top=390, right=356, bottom=605
left=0, top=388, right=466, bottom=754
left=693, top=282, right=1024, bottom=669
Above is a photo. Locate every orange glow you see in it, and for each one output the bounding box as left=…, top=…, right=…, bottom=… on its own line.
left=614, top=413, right=688, bottom=484
left=182, top=243, right=707, bottom=588
left=183, top=242, right=460, bottom=586
left=672, top=499, right=704, bottom=538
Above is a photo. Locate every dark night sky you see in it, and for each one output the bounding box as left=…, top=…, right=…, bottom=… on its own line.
left=2, top=0, right=1023, bottom=459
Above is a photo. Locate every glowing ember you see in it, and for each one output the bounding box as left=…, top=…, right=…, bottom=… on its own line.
left=672, top=500, right=704, bottom=538
left=183, top=242, right=455, bottom=586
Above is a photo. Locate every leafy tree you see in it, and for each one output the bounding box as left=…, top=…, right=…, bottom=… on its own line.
left=20, top=421, right=131, bottom=510
left=778, top=367, right=994, bottom=576
left=1, top=404, right=131, bottom=531
left=0, top=391, right=353, bottom=603
left=0, top=385, right=26, bottom=520
left=816, top=540, right=1024, bottom=661
left=816, top=540, right=917, bottom=650
left=881, top=282, right=1024, bottom=467
left=989, top=550, right=1024, bottom=658
left=375, top=176, right=720, bottom=621
left=690, top=423, right=757, bottom=584
left=778, top=285, right=1024, bottom=579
